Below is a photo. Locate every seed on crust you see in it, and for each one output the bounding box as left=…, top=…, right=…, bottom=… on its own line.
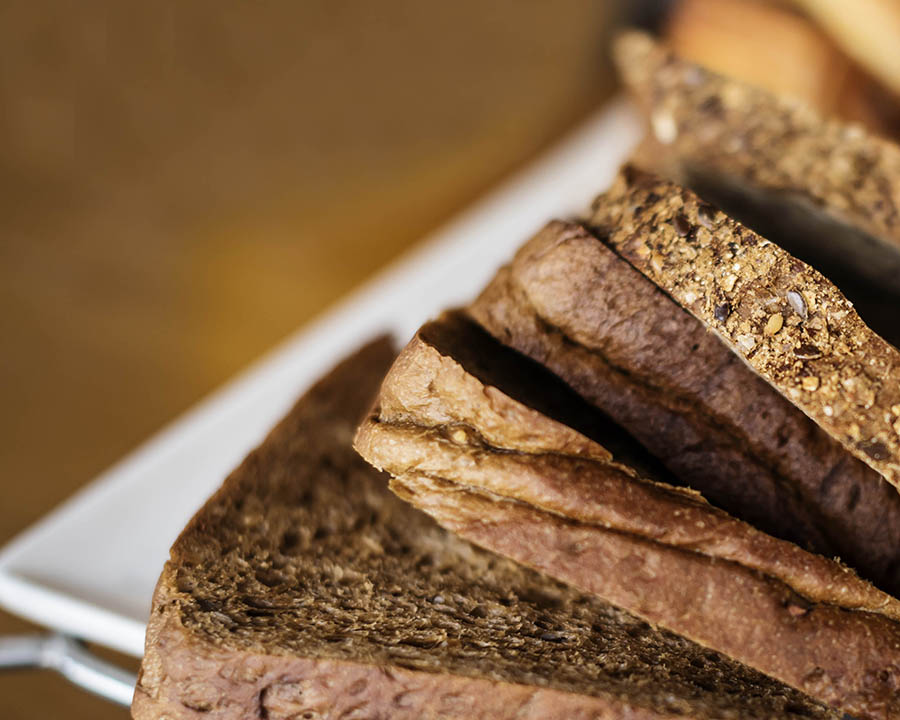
left=787, top=291, right=807, bottom=320
left=794, top=344, right=823, bottom=360
left=764, top=314, right=784, bottom=336
left=802, top=377, right=820, bottom=392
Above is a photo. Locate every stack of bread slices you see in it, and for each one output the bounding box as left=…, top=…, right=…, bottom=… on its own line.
left=133, top=32, right=900, bottom=720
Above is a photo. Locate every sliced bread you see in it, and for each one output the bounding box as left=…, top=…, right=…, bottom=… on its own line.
left=467, top=217, right=900, bottom=596
left=133, top=338, right=837, bottom=720
left=356, top=312, right=900, bottom=719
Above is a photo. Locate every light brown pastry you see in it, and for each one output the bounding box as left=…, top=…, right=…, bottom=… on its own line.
left=662, top=0, right=900, bottom=136
left=792, top=0, right=900, bottom=97
left=665, top=0, right=851, bottom=117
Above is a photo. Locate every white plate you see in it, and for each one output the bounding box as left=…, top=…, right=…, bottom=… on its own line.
left=0, top=98, right=642, bottom=658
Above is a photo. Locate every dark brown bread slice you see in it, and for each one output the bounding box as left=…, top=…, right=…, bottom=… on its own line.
left=467, top=219, right=900, bottom=596
left=614, top=30, right=900, bottom=349
left=132, top=338, right=836, bottom=720
left=355, top=314, right=900, bottom=719
left=584, top=167, right=900, bottom=496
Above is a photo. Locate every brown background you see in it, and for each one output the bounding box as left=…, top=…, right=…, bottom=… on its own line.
left=0, top=2, right=619, bottom=717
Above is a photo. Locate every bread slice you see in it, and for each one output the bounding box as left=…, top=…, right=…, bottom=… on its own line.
left=615, top=30, right=900, bottom=348
left=466, top=218, right=900, bottom=597
left=355, top=314, right=900, bottom=719
left=132, top=338, right=837, bottom=720
left=584, top=166, right=900, bottom=495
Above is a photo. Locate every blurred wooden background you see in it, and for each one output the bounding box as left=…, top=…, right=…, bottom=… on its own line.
left=0, top=1, right=618, bottom=717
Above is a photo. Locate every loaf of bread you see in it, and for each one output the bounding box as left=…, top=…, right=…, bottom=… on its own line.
left=133, top=338, right=839, bottom=719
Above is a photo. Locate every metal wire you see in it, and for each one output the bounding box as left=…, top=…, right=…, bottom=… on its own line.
left=0, top=633, right=135, bottom=706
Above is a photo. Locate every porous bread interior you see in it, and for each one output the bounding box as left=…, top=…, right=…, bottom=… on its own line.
left=161, top=338, right=833, bottom=719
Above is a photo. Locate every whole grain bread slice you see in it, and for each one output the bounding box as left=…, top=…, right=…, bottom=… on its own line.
left=615, top=30, right=900, bottom=348
left=584, top=167, right=900, bottom=495
left=132, top=338, right=835, bottom=720
left=467, top=219, right=900, bottom=596
left=355, top=314, right=900, bottom=719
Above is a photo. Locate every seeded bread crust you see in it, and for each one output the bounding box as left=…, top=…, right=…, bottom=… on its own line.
left=585, top=168, right=900, bottom=493
left=467, top=220, right=900, bottom=594
left=134, top=339, right=833, bottom=720
left=355, top=315, right=900, bottom=718
left=614, top=30, right=900, bottom=288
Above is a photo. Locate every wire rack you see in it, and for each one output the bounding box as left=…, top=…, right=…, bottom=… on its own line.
left=0, top=633, right=135, bottom=706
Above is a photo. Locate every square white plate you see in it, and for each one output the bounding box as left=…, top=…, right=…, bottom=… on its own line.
left=0, top=97, right=641, bottom=658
